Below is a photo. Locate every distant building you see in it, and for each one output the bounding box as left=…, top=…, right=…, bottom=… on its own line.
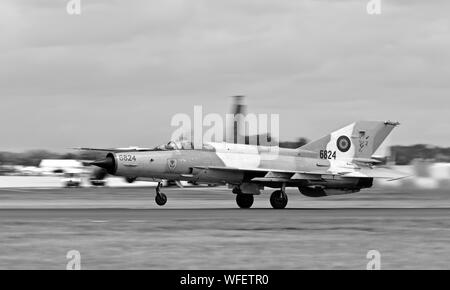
left=39, top=159, right=85, bottom=175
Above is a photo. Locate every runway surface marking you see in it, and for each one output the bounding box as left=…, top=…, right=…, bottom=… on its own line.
left=0, top=188, right=35, bottom=193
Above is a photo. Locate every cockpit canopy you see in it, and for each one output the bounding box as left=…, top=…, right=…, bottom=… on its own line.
left=154, top=141, right=214, bottom=151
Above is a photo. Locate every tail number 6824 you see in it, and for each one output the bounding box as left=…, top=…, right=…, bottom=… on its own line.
left=319, top=150, right=336, bottom=160
left=119, top=155, right=137, bottom=162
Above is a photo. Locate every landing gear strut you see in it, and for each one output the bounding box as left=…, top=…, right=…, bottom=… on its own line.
left=236, top=194, right=254, bottom=209
left=155, top=182, right=167, bottom=206
left=270, top=189, right=288, bottom=209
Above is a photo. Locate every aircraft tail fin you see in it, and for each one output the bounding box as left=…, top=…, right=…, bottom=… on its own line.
left=300, top=121, right=399, bottom=160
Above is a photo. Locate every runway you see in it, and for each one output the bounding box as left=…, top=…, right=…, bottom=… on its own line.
left=1, top=186, right=450, bottom=209
left=0, top=187, right=449, bottom=269
left=0, top=207, right=449, bottom=219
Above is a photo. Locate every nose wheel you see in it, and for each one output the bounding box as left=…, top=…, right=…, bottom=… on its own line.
left=155, top=182, right=167, bottom=206
left=270, top=190, right=288, bottom=209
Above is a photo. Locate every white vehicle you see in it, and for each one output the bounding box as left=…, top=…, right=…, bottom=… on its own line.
left=61, top=170, right=83, bottom=188
left=39, top=159, right=85, bottom=176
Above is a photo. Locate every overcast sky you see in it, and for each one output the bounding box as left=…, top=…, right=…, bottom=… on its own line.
left=0, top=0, right=449, bottom=152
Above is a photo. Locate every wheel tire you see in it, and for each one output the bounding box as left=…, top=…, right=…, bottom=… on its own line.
left=155, top=193, right=168, bottom=206
left=236, top=194, right=254, bottom=209
left=270, top=190, right=288, bottom=209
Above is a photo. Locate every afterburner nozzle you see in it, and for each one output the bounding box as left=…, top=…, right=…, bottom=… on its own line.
left=90, top=155, right=116, bottom=174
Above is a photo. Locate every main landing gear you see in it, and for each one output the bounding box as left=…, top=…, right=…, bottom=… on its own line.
left=155, top=182, right=167, bottom=206
left=236, top=194, right=254, bottom=209
left=270, top=188, right=288, bottom=209
left=233, top=187, right=255, bottom=209
left=234, top=185, right=288, bottom=209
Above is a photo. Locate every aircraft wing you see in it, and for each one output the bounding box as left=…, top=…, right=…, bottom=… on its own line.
left=194, top=166, right=409, bottom=182
left=75, top=147, right=156, bottom=152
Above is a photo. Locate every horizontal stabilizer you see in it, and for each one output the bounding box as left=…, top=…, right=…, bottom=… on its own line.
left=342, top=167, right=410, bottom=181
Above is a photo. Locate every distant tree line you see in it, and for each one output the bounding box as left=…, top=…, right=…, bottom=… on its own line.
left=390, top=145, right=450, bottom=165
left=0, top=150, right=106, bottom=167
left=244, top=134, right=310, bottom=149
left=279, top=138, right=310, bottom=149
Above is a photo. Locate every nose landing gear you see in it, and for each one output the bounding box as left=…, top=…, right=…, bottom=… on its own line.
left=155, top=182, right=167, bottom=206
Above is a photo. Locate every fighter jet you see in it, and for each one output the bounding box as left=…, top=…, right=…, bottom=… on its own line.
left=80, top=121, right=406, bottom=209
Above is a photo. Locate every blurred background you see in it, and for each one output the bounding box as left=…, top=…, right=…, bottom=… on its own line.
left=0, top=0, right=449, bottom=189
left=1, top=0, right=450, bottom=270
left=0, top=95, right=449, bottom=190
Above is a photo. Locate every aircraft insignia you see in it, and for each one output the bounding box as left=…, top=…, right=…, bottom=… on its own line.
left=167, top=159, right=177, bottom=171
left=337, top=136, right=351, bottom=152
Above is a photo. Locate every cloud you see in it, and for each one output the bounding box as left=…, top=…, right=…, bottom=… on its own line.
left=0, top=0, right=449, bottom=150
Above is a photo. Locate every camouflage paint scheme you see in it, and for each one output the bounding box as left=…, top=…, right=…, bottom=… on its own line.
left=85, top=121, right=406, bottom=200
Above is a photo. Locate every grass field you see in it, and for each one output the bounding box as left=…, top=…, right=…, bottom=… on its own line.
left=0, top=187, right=449, bottom=269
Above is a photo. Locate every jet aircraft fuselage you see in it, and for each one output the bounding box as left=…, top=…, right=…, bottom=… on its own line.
left=87, top=121, right=405, bottom=209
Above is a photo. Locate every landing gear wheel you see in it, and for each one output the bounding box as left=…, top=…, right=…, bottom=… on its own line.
left=155, top=182, right=167, bottom=206
left=155, top=193, right=167, bottom=206
left=236, top=194, right=254, bottom=209
left=270, top=190, right=288, bottom=209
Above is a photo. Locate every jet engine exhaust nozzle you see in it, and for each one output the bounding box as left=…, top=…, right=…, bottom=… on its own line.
left=91, top=154, right=116, bottom=175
